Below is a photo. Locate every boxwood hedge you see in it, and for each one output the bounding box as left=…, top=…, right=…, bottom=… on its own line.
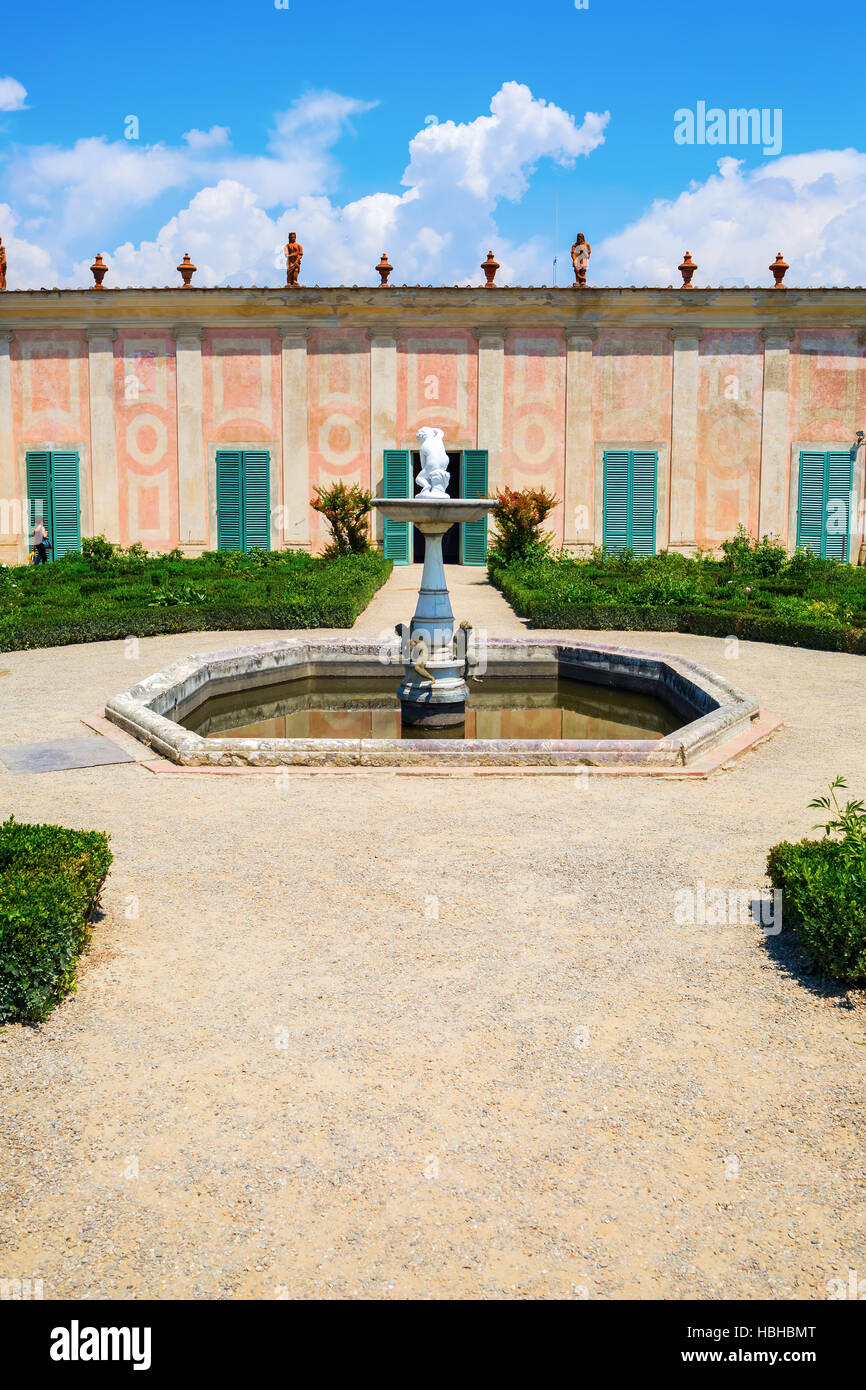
left=767, top=839, right=866, bottom=984
left=0, top=817, right=113, bottom=1024
left=0, top=545, right=392, bottom=652
left=489, top=540, right=866, bottom=654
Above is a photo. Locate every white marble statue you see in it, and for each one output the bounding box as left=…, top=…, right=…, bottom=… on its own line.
left=415, top=427, right=450, bottom=497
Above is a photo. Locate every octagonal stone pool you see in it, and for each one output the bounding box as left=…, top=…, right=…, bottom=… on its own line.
left=105, top=637, right=763, bottom=769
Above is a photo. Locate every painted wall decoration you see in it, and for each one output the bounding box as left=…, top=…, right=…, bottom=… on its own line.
left=696, top=333, right=763, bottom=546
left=114, top=334, right=178, bottom=549
left=791, top=333, right=866, bottom=445
left=502, top=331, right=566, bottom=539
left=396, top=329, right=477, bottom=449
left=12, top=331, right=88, bottom=446
left=593, top=332, right=673, bottom=444
left=307, top=329, right=370, bottom=553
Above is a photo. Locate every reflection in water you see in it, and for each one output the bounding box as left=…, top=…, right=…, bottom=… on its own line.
left=181, top=677, right=682, bottom=742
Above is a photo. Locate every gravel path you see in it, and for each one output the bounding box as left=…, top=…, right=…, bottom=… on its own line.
left=0, top=570, right=864, bottom=1299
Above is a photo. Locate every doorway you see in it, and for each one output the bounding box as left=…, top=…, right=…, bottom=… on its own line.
left=412, top=450, right=461, bottom=563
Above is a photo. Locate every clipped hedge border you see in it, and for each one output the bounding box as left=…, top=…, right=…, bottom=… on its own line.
left=491, top=568, right=866, bottom=654
left=767, top=838, right=866, bottom=984
left=0, top=553, right=392, bottom=652
left=0, top=818, right=113, bottom=1024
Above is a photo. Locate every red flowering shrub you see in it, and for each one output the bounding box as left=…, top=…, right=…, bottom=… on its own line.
left=489, top=487, right=559, bottom=565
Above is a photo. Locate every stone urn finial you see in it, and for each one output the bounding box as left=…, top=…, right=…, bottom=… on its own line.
left=177, top=253, right=197, bottom=288
left=481, top=250, right=500, bottom=288
left=770, top=251, right=789, bottom=288
left=678, top=251, right=697, bottom=289
left=376, top=252, right=393, bottom=287
left=90, top=253, right=109, bottom=289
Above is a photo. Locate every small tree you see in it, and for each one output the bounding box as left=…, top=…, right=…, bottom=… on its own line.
left=489, top=486, right=559, bottom=565
left=311, top=482, right=373, bottom=558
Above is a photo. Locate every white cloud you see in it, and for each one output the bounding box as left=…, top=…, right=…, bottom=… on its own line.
left=403, top=81, right=608, bottom=203
left=0, top=204, right=58, bottom=289
left=594, top=149, right=866, bottom=287
left=0, top=77, right=28, bottom=112
left=183, top=125, right=231, bottom=150
left=2, top=82, right=609, bottom=289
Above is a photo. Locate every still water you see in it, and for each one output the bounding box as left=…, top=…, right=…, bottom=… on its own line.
left=181, top=676, right=682, bottom=742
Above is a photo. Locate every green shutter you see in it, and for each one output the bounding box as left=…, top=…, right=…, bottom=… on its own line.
left=461, top=449, right=489, bottom=565
left=630, top=451, right=658, bottom=556
left=26, top=451, right=52, bottom=542
left=27, top=451, right=80, bottom=559
left=216, top=451, right=243, bottom=551
left=603, top=450, right=657, bottom=555
left=797, top=451, right=854, bottom=560
left=825, top=451, right=854, bottom=561
left=383, top=448, right=412, bottom=565
left=242, top=450, right=270, bottom=553
left=49, top=452, right=81, bottom=558
left=602, top=451, right=631, bottom=553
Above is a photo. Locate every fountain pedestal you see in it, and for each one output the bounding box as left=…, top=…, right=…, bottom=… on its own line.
left=370, top=497, right=498, bottom=728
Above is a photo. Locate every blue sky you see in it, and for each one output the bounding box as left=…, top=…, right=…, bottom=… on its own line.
left=1, top=0, right=863, bottom=288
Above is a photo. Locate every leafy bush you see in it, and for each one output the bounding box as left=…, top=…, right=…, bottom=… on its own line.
left=0, top=546, right=392, bottom=651
left=0, top=817, right=113, bottom=1023
left=767, top=779, right=866, bottom=984
left=489, top=536, right=866, bottom=654
left=310, top=482, right=374, bottom=557
left=720, top=525, right=788, bottom=577
left=489, top=487, right=559, bottom=565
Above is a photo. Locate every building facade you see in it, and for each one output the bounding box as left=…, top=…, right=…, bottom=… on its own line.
left=0, top=284, right=864, bottom=566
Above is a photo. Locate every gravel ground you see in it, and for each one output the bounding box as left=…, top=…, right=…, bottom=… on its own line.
left=0, top=570, right=864, bottom=1300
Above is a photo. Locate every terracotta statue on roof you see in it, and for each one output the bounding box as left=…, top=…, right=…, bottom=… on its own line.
left=571, top=232, right=591, bottom=288
left=285, top=232, right=303, bottom=288
left=0, top=237, right=6, bottom=292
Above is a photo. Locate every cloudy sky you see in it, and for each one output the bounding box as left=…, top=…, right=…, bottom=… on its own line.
left=1, top=0, right=863, bottom=290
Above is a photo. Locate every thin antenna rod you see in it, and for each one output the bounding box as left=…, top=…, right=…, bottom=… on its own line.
left=553, top=193, right=559, bottom=286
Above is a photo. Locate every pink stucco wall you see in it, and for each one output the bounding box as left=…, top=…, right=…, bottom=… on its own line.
left=11, top=331, right=90, bottom=449
left=5, top=316, right=865, bottom=559
left=307, top=329, right=370, bottom=553
left=114, top=333, right=178, bottom=549
left=502, top=330, right=566, bottom=540
left=396, top=328, right=477, bottom=449
left=696, top=332, right=762, bottom=547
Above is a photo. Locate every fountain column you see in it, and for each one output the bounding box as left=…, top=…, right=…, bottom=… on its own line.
left=371, top=428, right=497, bottom=729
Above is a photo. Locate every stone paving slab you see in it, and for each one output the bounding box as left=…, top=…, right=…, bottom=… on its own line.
left=0, top=736, right=134, bottom=775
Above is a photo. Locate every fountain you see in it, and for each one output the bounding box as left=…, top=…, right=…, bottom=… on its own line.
left=106, top=423, right=771, bottom=770
left=370, top=427, right=497, bottom=728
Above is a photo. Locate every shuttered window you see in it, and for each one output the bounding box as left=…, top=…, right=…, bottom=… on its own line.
left=382, top=449, right=412, bottom=565
left=216, top=450, right=271, bottom=553
left=602, top=450, right=657, bottom=555
left=26, top=450, right=81, bottom=559
left=796, top=450, right=854, bottom=560
left=460, top=450, right=489, bottom=565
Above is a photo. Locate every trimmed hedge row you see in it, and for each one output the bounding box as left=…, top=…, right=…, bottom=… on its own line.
left=0, top=818, right=113, bottom=1024
left=491, top=563, right=866, bottom=654
left=767, top=838, right=866, bottom=984
left=0, top=549, right=392, bottom=652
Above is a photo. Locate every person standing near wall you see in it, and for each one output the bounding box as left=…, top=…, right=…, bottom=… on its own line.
left=31, top=515, right=51, bottom=565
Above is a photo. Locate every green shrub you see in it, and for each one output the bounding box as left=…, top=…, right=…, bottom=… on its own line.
left=310, top=482, right=374, bottom=557
left=489, top=487, right=559, bottom=565
left=0, top=817, right=113, bottom=1023
left=767, top=779, right=866, bottom=984
left=488, top=539, right=866, bottom=655
left=720, top=525, right=788, bottom=577
left=0, top=547, right=392, bottom=651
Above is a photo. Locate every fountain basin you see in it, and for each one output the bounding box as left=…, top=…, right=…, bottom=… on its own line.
left=369, top=498, right=497, bottom=528
left=105, top=637, right=764, bottom=769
